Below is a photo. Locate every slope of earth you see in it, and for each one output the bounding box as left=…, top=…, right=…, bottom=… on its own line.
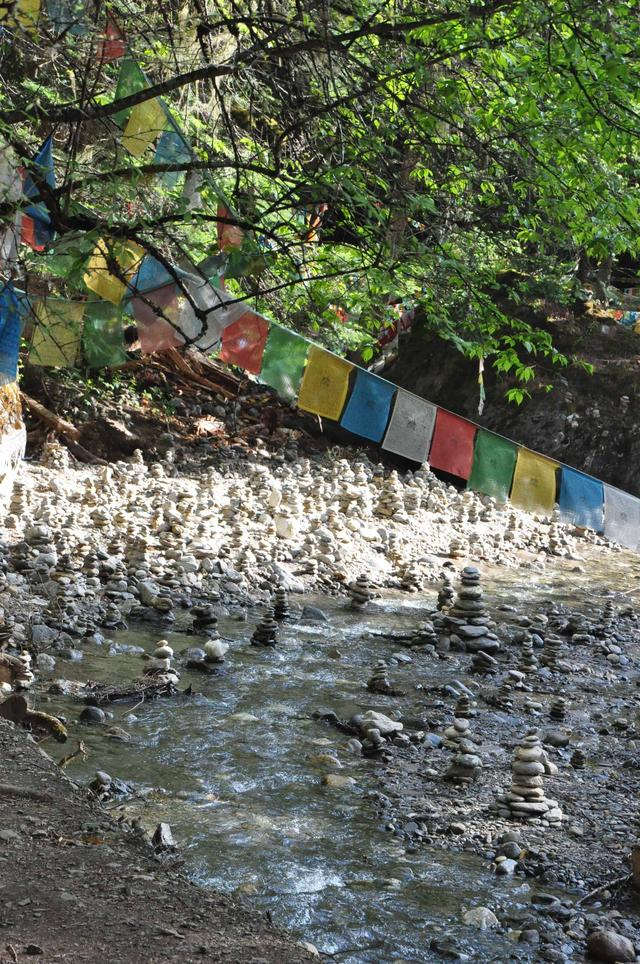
left=0, top=720, right=313, bottom=963
left=387, top=303, right=640, bottom=496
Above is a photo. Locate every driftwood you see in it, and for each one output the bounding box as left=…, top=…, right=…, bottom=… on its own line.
left=159, top=349, right=236, bottom=398
left=20, top=392, right=106, bottom=464
left=84, top=675, right=179, bottom=705
left=0, top=693, right=68, bottom=742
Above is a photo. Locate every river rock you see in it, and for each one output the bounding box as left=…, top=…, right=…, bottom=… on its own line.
left=322, top=773, right=356, bottom=789
left=357, top=711, right=403, bottom=735
left=463, top=906, right=499, bottom=929
left=80, top=705, right=106, bottom=724
left=586, top=929, right=635, bottom=962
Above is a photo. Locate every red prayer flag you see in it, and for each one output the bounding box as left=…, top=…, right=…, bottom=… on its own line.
left=217, top=203, right=244, bottom=251
left=100, top=16, right=126, bottom=61
left=428, top=409, right=477, bottom=479
left=21, top=215, right=45, bottom=252
left=220, top=311, right=269, bottom=374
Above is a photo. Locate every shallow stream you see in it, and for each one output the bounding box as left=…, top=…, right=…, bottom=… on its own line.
left=40, top=555, right=640, bottom=962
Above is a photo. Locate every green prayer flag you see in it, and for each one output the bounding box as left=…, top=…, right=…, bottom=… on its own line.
left=258, top=323, right=310, bottom=401
left=113, top=59, right=149, bottom=127
left=82, top=302, right=127, bottom=368
left=467, top=429, right=517, bottom=501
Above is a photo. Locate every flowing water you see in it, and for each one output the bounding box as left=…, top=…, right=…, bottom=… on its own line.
left=40, top=554, right=640, bottom=962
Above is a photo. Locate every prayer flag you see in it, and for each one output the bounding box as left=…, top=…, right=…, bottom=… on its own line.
left=30, top=300, right=84, bottom=367
left=217, top=203, right=243, bottom=251
left=0, top=144, right=22, bottom=267
left=382, top=389, right=437, bottom=463
left=113, top=59, right=148, bottom=127
left=297, top=346, right=353, bottom=421
left=603, top=484, right=640, bottom=552
left=467, top=429, right=517, bottom=502
left=122, top=97, right=167, bottom=156
left=83, top=237, right=145, bottom=304
left=176, top=278, right=249, bottom=352
left=22, top=136, right=55, bottom=247
left=100, top=15, right=125, bottom=61
left=82, top=302, right=127, bottom=368
left=258, top=323, right=310, bottom=401
left=557, top=466, right=604, bottom=531
left=510, top=448, right=559, bottom=516
left=131, top=282, right=179, bottom=327
left=154, top=128, right=191, bottom=188
left=46, top=0, right=86, bottom=33
left=0, top=283, right=23, bottom=385
left=21, top=215, right=45, bottom=252
left=220, top=312, right=269, bottom=374
left=340, top=368, right=396, bottom=443
left=428, top=409, right=477, bottom=479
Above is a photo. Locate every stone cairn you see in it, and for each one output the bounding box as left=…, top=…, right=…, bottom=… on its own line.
left=367, top=660, right=393, bottom=695
left=440, top=566, right=500, bottom=655
left=437, top=575, right=455, bottom=612
left=455, top=693, right=473, bottom=718
left=273, top=585, right=289, bottom=621
left=541, top=633, right=562, bottom=671
left=494, top=677, right=513, bottom=711
left=570, top=748, right=586, bottom=769
left=443, top=715, right=482, bottom=782
left=191, top=604, right=219, bottom=636
left=518, top=636, right=538, bottom=676
left=349, top=574, right=374, bottom=611
left=496, top=730, right=563, bottom=826
left=549, top=698, right=566, bottom=723
left=251, top=608, right=278, bottom=647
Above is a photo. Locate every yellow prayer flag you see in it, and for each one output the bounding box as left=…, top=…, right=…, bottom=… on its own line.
left=2, top=0, right=40, bottom=29
left=122, top=98, right=167, bottom=157
left=29, top=301, right=84, bottom=368
left=510, top=448, right=559, bottom=516
left=296, top=346, right=353, bottom=421
left=83, top=238, right=145, bottom=305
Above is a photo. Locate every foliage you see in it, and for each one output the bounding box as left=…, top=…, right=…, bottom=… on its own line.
left=2, top=0, right=640, bottom=396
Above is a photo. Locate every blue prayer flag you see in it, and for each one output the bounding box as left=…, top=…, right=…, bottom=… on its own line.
left=154, top=128, right=192, bottom=188
left=340, top=368, right=396, bottom=442
left=0, top=283, right=24, bottom=385
left=558, top=466, right=604, bottom=532
left=23, top=136, right=56, bottom=246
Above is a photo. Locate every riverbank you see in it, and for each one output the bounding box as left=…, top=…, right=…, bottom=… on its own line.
left=0, top=718, right=314, bottom=962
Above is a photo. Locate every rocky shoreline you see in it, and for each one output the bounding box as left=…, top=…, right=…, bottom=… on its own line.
left=2, top=438, right=640, bottom=961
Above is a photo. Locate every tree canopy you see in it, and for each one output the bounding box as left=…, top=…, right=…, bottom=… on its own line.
left=2, top=0, right=639, bottom=392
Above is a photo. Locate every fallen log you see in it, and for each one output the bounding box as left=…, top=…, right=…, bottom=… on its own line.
left=20, top=392, right=81, bottom=440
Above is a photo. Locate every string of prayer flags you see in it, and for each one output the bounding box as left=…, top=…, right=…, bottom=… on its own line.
left=428, top=409, right=477, bottom=479
left=82, top=302, right=127, bottom=368
left=219, top=311, right=269, bottom=374
left=510, top=448, right=559, bottom=516
left=46, top=0, right=86, bottom=34
left=557, top=466, right=604, bottom=532
left=382, top=389, right=437, bottom=463
left=29, top=299, right=84, bottom=368
left=340, top=368, right=396, bottom=443
left=176, top=277, right=248, bottom=352
left=100, top=15, right=125, bottom=61
left=603, top=484, right=640, bottom=552
left=83, top=237, right=145, bottom=304
left=22, top=136, right=56, bottom=249
left=113, top=59, right=149, bottom=127
left=297, top=346, right=353, bottom=421
left=467, top=429, right=517, bottom=502
left=258, top=323, right=311, bottom=401
left=122, top=96, right=167, bottom=156
left=0, top=283, right=23, bottom=385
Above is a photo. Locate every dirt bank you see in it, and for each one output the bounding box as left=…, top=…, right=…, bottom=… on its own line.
left=0, top=720, right=313, bottom=963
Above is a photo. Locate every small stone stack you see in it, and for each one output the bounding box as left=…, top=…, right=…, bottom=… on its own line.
left=251, top=609, right=278, bottom=647
left=441, top=566, right=500, bottom=655
left=273, top=586, right=289, bottom=621
left=518, top=637, right=538, bottom=675
left=455, top=693, right=473, bottom=718
left=448, top=537, right=467, bottom=559
left=410, top=620, right=438, bottom=650
left=443, top=716, right=478, bottom=749
left=470, top=650, right=499, bottom=674
left=496, top=730, right=563, bottom=826
left=349, top=574, right=374, bottom=611
left=549, top=698, right=565, bottom=723
left=437, top=576, right=455, bottom=612
left=445, top=745, right=482, bottom=783
left=541, top=634, right=562, bottom=671
left=367, top=660, right=393, bottom=694
left=191, top=604, right=219, bottom=636
left=494, top=677, right=513, bottom=711
left=147, top=641, right=176, bottom=677
left=570, top=748, right=586, bottom=769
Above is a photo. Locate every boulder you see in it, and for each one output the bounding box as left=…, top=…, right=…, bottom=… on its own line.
left=587, top=930, right=635, bottom=963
